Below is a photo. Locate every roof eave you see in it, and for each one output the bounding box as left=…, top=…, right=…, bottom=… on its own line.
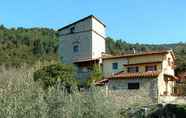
left=102, top=51, right=169, bottom=60
left=58, top=15, right=106, bottom=31
left=108, top=76, right=159, bottom=80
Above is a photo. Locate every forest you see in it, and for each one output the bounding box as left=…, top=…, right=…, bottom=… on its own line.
left=0, top=25, right=186, bottom=74
left=0, top=25, right=59, bottom=67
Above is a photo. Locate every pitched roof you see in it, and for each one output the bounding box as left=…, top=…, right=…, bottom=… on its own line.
left=73, top=58, right=99, bottom=63
left=177, top=71, right=186, bottom=80
left=102, top=50, right=174, bottom=60
left=108, top=71, right=161, bottom=79
left=58, top=15, right=106, bottom=31
left=164, top=74, right=179, bottom=81
left=95, top=79, right=109, bottom=86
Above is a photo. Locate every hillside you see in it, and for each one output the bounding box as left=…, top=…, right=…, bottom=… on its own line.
left=0, top=25, right=185, bottom=74
left=0, top=25, right=59, bottom=67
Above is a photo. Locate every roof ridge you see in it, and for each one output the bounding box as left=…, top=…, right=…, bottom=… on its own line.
left=103, top=50, right=171, bottom=60
left=58, top=15, right=106, bottom=31
left=109, top=71, right=161, bottom=79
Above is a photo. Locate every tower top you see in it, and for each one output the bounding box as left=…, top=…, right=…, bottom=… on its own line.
left=58, top=15, right=106, bottom=31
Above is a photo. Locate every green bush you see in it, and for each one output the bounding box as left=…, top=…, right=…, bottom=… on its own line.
left=86, top=64, right=103, bottom=86
left=33, top=64, right=77, bottom=89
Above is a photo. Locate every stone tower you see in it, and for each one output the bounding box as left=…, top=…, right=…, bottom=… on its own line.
left=58, top=15, right=106, bottom=64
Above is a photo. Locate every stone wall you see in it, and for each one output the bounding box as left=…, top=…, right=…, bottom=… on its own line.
left=159, top=96, right=186, bottom=104
left=108, top=78, right=158, bottom=107
left=58, top=16, right=106, bottom=64
left=59, top=31, right=92, bottom=64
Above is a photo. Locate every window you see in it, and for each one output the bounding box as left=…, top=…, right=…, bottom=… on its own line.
left=168, top=58, right=171, bottom=66
left=127, top=66, right=139, bottom=72
left=73, top=45, right=79, bottom=53
left=145, top=65, right=157, bottom=72
left=112, top=63, right=118, bottom=70
left=70, top=27, right=75, bottom=33
left=128, top=83, right=140, bottom=89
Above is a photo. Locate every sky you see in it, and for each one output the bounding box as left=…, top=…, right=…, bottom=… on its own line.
left=0, top=0, right=186, bottom=44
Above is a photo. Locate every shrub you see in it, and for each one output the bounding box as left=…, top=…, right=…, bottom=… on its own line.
left=3, top=67, right=184, bottom=118
left=86, top=64, right=103, bottom=86
left=0, top=67, right=120, bottom=118
left=33, top=64, right=77, bottom=89
left=0, top=67, right=48, bottom=118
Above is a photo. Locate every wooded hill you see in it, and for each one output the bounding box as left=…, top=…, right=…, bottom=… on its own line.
left=0, top=25, right=185, bottom=74
left=0, top=25, right=59, bottom=67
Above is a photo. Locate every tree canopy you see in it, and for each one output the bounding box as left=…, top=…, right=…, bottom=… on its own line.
left=0, top=25, right=59, bottom=67
left=33, top=64, right=77, bottom=89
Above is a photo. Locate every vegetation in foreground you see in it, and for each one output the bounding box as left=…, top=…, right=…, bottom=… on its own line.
left=0, top=66, right=119, bottom=118
left=34, top=64, right=77, bottom=90
left=0, top=66, right=185, bottom=118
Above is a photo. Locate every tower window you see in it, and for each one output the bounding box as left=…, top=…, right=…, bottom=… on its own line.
left=73, top=45, right=79, bottom=53
left=168, top=58, right=171, bottom=66
left=70, top=27, right=75, bottom=33
left=112, top=63, right=118, bottom=70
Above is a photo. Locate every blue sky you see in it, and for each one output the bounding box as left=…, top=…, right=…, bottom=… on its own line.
left=0, top=0, right=186, bottom=44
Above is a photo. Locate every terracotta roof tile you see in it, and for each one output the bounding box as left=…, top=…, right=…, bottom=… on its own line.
left=102, top=50, right=171, bottom=60
left=95, top=79, right=109, bottom=86
left=164, top=74, right=179, bottom=81
left=108, top=71, right=161, bottom=79
left=73, top=58, right=99, bottom=63
left=177, top=71, right=186, bottom=80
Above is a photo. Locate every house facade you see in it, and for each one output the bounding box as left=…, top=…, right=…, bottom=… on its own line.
left=58, top=15, right=178, bottom=103
left=102, top=57, right=128, bottom=78
left=102, top=51, right=177, bottom=103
